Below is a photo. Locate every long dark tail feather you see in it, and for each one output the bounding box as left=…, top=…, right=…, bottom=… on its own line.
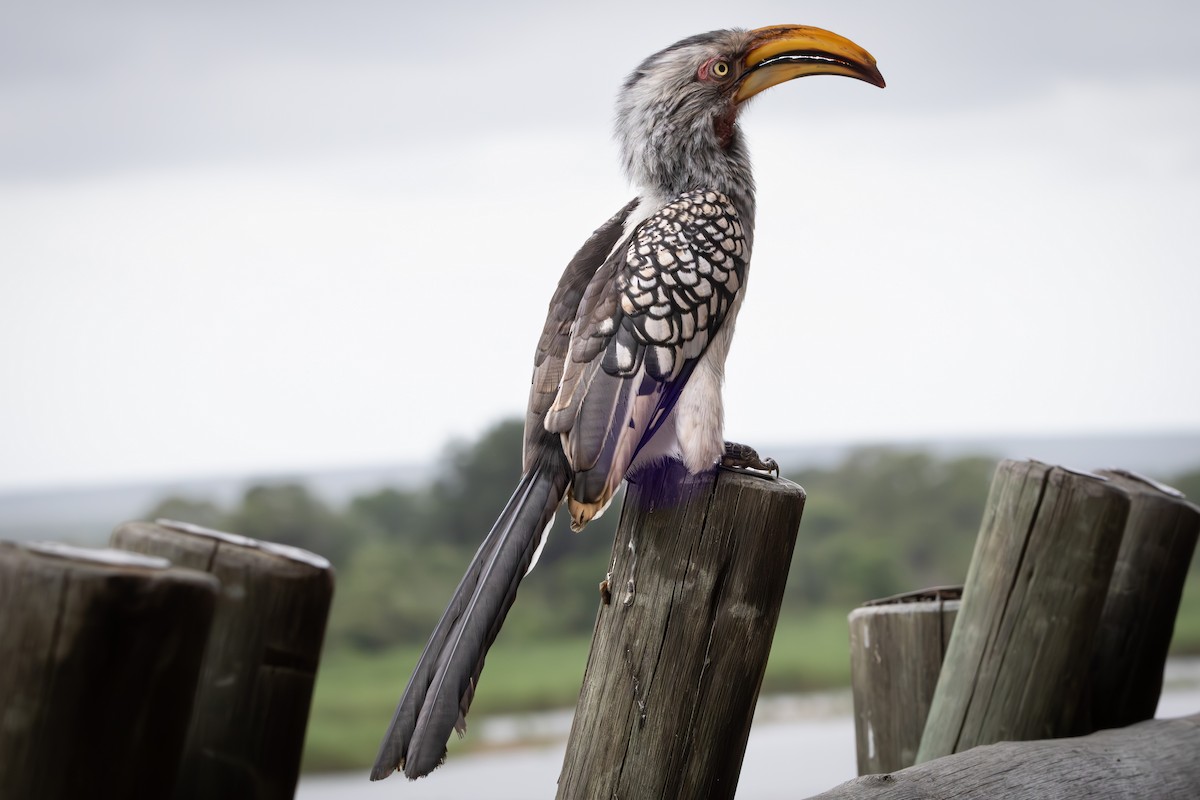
left=370, top=456, right=569, bottom=780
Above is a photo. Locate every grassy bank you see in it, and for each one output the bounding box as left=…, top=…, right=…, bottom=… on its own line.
left=303, top=585, right=1200, bottom=773
left=301, top=607, right=854, bottom=772
left=1171, top=576, right=1200, bottom=655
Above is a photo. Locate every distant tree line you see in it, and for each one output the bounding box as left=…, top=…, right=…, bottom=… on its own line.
left=146, top=419, right=1200, bottom=654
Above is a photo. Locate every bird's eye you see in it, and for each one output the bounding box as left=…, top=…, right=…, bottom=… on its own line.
left=699, top=58, right=732, bottom=82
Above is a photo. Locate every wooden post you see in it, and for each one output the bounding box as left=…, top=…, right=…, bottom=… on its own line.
left=916, top=460, right=1130, bottom=763
left=0, top=540, right=218, bottom=800
left=111, top=519, right=335, bottom=800
left=1087, top=469, right=1200, bottom=732
left=809, top=713, right=1200, bottom=799
left=848, top=588, right=960, bottom=775
left=556, top=463, right=805, bottom=800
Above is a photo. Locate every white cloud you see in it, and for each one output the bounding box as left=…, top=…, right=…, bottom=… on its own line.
left=2, top=3, right=1198, bottom=488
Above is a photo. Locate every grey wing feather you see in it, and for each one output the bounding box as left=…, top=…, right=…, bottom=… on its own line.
left=525, top=198, right=640, bottom=473
left=545, top=189, right=749, bottom=505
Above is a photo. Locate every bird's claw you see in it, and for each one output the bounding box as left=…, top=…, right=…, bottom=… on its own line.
left=720, top=441, right=779, bottom=478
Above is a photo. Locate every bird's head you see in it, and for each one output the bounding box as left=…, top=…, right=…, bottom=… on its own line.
left=616, top=25, right=884, bottom=200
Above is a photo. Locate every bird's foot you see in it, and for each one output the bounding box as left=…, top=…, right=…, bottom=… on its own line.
left=600, top=539, right=639, bottom=607
left=720, top=441, right=779, bottom=478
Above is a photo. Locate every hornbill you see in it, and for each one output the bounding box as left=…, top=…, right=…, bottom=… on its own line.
left=372, top=25, right=884, bottom=780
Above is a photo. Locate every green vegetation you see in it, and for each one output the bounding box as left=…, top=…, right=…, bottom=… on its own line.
left=145, top=420, right=1200, bottom=773
left=301, top=607, right=857, bottom=772
left=1173, top=574, right=1200, bottom=652
left=302, top=635, right=593, bottom=771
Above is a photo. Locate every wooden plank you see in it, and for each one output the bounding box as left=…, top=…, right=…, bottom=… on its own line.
left=1087, top=470, right=1200, bottom=731
left=0, top=540, right=218, bottom=800
left=917, top=460, right=1130, bottom=762
left=556, top=463, right=805, bottom=800
left=809, top=714, right=1200, bottom=799
left=849, top=591, right=960, bottom=774
left=111, top=520, right=334, bottom=800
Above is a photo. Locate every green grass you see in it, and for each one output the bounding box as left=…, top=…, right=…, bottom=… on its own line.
left=761, top=607, right=855, bottom=691
left=302, top=634, right=595, bottom=772
left=303, top=586, right=1200, bottom=773
left=301, top=607, right=856, bottom=772
left=1170, top=574, right=1200, bottom=654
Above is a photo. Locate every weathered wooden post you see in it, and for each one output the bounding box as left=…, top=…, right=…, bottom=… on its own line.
left=111, top=519, right=334, bottom=800
left=848, top=587, right=960, bottom=774
left=810, top=713, right=1200, bottom=799
left=556, top=463, right=805, bottom=800
left=0, top=540, right=218, bottom=800
left=916, top=460, right=1130, bottom=762
left=1087, top=469, right=1199, bottom=731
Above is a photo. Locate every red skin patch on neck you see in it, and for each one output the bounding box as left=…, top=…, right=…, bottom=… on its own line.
left=715, top=104, right=737, bottom=149
left=697, top=58, right=738, bottom=148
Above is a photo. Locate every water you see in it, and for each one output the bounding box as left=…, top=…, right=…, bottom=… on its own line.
left=298, top=715, right=857, bottom=799
left=297, top=665, right=1200, bottom=799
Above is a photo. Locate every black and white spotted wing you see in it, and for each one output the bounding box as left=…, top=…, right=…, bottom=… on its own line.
left=588, top=188, right=746, bottom=381
left=544, top=188, right=748, bottom=504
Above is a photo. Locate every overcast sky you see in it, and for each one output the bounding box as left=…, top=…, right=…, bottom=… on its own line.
left=2, top=0, right=1198, bottom=490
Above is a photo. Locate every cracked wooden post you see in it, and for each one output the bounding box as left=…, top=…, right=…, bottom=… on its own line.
left=811, top=713, right=1200, bottom=799
left=556, top=462, right=805, bottom=800
left=1086, top=469, right=1199, bottom=732
left=848, top=588, right=961, bottom=775
left=111, top=519, right=334, bottom=800
left=0, top=540, right=218, bottom=800
left=916, top=460, right=1131, bottom=763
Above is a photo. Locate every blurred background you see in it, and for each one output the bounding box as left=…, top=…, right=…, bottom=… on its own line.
left=2, top=0, right=1198, bottom=791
